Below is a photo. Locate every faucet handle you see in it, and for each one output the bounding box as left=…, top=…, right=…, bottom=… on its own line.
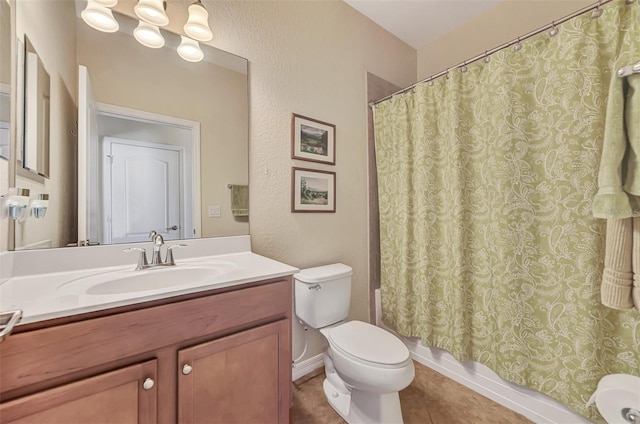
left=165, top=244, right=187, bottom=266
left=124, top=247, right=148, bottom=270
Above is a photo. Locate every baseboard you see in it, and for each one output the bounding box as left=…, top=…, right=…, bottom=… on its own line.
left=406, top=339, right=591, bottom=424
left=292, top=353, right=324, bottom=381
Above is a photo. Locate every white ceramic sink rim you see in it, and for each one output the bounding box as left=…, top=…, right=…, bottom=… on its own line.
left=57, top=261, right=237, bottom=296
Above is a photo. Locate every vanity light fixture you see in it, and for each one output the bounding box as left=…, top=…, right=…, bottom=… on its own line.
left=0, top=188, right=30, bottom=221
left=81, top=0, right=211, bottom=63
left=177, top=36, right=204, bottom=62
left=184, top=0, right=213, bottom=42
left=134, top=21, right=165, bottom=48
left=135, top=0, right=169, bottom=27
left=81, top=0, right=119, bottom=33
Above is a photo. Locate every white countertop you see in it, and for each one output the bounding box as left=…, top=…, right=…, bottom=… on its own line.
left=0, top=250, right=298, bottom=325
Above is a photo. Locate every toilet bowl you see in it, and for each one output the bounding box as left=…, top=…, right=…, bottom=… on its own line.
left=294, top=264, right=414, bottom=424
left=322, top=321, right=415, bottom=393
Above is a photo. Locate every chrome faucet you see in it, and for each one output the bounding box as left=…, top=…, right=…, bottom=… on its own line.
left=124, top=230, right=186, bottom=270
left=149, top=230, right=164, bottom=265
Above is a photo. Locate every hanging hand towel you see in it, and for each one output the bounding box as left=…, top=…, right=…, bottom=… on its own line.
left=594, top=68, right=640, bottom=310
left=600, top=218, right=634, bottom=310
left=592, top=72, right=640, bottom=218
left=230, top=184, right=249, bottom=217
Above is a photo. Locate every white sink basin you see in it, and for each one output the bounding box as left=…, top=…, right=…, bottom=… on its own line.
left=57, top=262, right=237, bottom=296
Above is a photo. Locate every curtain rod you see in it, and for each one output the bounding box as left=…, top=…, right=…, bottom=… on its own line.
left=370, top=0, right=626, bottom=108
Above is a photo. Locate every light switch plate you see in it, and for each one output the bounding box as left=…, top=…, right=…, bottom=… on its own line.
left=208, top=205, right=221, bottom=218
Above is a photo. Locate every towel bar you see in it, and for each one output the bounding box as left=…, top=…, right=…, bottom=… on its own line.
left=617, top=62, right=640, bottom=77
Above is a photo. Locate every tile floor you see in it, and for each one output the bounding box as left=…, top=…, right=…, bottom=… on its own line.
left=292, top=361, right=533, bottom=424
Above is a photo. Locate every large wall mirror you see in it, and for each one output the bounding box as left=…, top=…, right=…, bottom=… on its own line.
left=8, top=0, right=249, bottom=251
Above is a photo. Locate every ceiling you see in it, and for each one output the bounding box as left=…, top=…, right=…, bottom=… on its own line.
left=343, top=0, right=502, bottom=50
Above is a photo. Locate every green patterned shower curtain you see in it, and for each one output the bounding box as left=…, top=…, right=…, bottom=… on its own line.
left=374, top=1, right=640, bottom=419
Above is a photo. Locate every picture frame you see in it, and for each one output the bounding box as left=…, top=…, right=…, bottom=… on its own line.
left=292, top=167, right=336, bottom=213
left=291, top=113, right=336, bottom=165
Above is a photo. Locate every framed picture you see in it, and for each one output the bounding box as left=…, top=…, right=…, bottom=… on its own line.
left=291, top=113, right=335, bottom=165
left=292, top=167, right=336, bottom=213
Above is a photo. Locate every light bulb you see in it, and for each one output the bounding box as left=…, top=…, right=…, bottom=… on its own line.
left=184, top=2, right=213, bottom=42
left=134, top=0, right=169, bottom=27
left=134, top=21, right=165, bottom=48
left=177, top=36, right=204, bottom=62
left=81, top=0, right=119, bottom=33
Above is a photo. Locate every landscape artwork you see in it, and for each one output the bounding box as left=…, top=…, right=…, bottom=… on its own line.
left=300, top=176, right=328, bottom=205
left=291, top=114, right=336, bottom=164
left=292, top=168, right=336, bottom=213
left=300, top=124, right=328, bottom=157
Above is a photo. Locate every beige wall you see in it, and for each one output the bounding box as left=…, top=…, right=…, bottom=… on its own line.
left=417, top=0, right=594, bottom=80
left=206, top=0, right=416, bottom=361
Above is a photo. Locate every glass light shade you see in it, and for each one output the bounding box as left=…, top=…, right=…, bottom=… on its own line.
left=93, top=0, right=118, bottom=7
left=134, top=21, right=165, bottom=48
left=177, top=36, right=204, bottom=62
left=184, top=2, right=213, bottom=42
left=3, top=188, right=30, bottom=221
left=30, top=194, right=49, bottom=219
left=134, top=0, right=169, bottom=27
left=81, top=1, right=119, bottom=33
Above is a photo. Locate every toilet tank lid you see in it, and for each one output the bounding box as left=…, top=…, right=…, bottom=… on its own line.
left=295, top=263, right=353, bottom=283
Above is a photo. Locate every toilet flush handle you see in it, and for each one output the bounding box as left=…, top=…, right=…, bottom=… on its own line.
left=308, top=284, right=322, bottom=291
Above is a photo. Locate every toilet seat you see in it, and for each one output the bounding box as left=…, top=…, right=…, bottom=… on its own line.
left=326, top=321, right=410, bottom=367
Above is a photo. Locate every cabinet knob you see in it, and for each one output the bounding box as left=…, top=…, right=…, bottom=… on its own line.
left=142, top=378, right=155, bottom=390
left=182, top=364, right=193, bottom=375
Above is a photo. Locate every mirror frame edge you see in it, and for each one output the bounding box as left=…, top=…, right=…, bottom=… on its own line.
left=7, top=0, right=16, bottom=251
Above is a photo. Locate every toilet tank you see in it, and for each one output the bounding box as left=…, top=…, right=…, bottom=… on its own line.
left=294, top=263, right=353, bottom=329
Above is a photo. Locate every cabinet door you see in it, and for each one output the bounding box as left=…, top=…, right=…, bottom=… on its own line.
left=0, top=360, right=157, bottom=424
left=178, top=320, right=290, bottom=424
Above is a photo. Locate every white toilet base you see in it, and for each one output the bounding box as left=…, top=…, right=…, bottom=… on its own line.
left=322, top=377, right=405, bottom=424
left=323, top=378, right=351, bottom=420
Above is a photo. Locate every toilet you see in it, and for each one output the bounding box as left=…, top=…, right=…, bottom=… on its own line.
left=294, top=263, right=414, bottom=424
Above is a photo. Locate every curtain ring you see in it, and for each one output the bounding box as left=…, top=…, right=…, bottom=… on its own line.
left=514, top=37, right=522, bottom=51
left=483, top=51, right=490, bottom=63
left=549, top=21, right=558, bottom=37
left=591, top=1, right=602, bottom=18
left=428, top=77, right=434, bottom=87
left=460, top=61, right=468, bottom=73
left=445, top=69, right=450, bottom=79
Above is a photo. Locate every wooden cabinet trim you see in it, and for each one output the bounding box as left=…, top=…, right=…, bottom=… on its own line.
left=1, top=279, right=291, bottom=395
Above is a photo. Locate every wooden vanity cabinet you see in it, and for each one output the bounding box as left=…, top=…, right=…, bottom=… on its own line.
left=0, top=278, right=292, bottom=424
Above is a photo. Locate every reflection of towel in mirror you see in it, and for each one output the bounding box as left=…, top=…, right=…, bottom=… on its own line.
left=230, top=185, right=249, bottom=217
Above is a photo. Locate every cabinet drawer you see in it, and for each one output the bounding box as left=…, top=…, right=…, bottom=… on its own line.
left=0, top=360, right=157, bottom=424
left=0, top=280, right=290, bottom=395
